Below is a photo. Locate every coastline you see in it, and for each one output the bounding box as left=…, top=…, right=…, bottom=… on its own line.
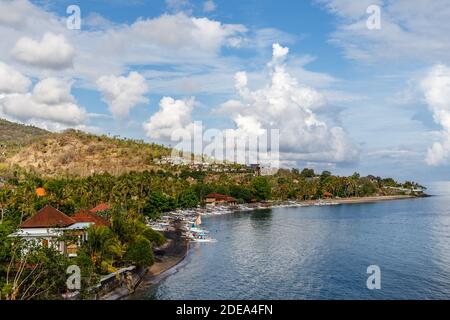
left=100, top=222, right=189, bottom=300
left=293, top=195, right=419, bottom=206
left=230, top=194, right=421, bottom=212
left=109, top=194, right=421, bottom=300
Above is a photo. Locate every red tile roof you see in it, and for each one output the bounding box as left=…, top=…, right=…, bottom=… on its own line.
left=90, top=203, right=110, bottom=213
left=206, top=193, right=225, bottom=200
left=20, top=206, right=76, bottom=228
left=72, top=210, right=110, bottom=227
left=205, top=193, right=237, bottom=202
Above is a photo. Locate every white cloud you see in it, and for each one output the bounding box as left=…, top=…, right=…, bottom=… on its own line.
left=0, top=1, right=257, bottom=96
left=318, top=0, right=450, bottom=64
left=97, top=72, right=149, bottom=118
left=203, top=1, right=217, bottom=13
left=165, top=0, right=193, bottom=13
left=0, top=62, right=31, bottom=94
left=12, top=32, right=75, bottom=70
left=32, top=77, right=75, bottom=105
left=0, top=2, right=24, bottom=28
left=126, top=13, right=247, bottom=54
left=143, top=96, right=195, bottom=140
left=68, top=12, right=248, bottom=87
left=0, top=77, right=87, bottom=126
left=421, top=64, right=450, bottom=166
left=219, top=43, right=359, bottom=164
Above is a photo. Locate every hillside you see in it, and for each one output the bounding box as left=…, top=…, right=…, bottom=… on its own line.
left=0, top=119, right=50, bottom=161
left=1, top=120, right=173, bottom=177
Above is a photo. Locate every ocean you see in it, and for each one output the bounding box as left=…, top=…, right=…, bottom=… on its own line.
left=138, top=182, right=450, bottom=300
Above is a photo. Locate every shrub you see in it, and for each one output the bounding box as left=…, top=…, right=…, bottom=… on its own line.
left=142, top=228, right=166, bottom=247
left=123, top=236, right=154, bottom=267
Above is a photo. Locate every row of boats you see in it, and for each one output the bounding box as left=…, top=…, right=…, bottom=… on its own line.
left=148, top=207, right=220, bottom=243
left=184, top=215, right=217, bottom=243
left=147, top=200, right=341, bottom=242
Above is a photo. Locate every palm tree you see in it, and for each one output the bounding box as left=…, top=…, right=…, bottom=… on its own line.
left=0, top=189, right=9, bottom=224
left=83, top=226, right=122, bottom=273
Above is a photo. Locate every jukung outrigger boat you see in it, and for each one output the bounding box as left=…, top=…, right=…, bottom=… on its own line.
left=188, top=215, right=217, bottom=243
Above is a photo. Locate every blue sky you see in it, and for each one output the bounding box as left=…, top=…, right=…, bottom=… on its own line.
left=1, top=0, right=450, bottom=184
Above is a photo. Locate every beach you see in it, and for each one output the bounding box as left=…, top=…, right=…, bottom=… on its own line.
left=100, top=221, right=189, bottom=300
left=299, top=195, right=418, bottom=206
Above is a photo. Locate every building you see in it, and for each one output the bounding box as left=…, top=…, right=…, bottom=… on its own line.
left=323, top=192, right=333, bottom=199
left=89, top=203, right=111, bottom=214
left=248, top=164, right=261, bottom=176
left=73, top=209, right=111, bottom=227
left=11, top=205, right=110, bottom=257
left=260, top=166, right=279, bottom=176
left=205, top=193, right=237, bottom=206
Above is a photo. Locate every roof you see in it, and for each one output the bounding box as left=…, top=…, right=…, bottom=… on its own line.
left=206, top=193, right=227, bottom=200
left=90, top=203, right=110, bottom=213
left=73, top=209, right=110, bottom=227
left=20, top=206, right=76, bottom=228
left=205, top=193, right=237, bottom=202
left=65, top=222, right=93, bottom=230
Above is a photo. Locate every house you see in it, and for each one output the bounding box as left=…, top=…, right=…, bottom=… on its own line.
left=89, top=203, right=110, bottom=214
left=73, top=209, right=110, bottom=227
left=323, top=192, right=333, bottom=198
left=11, top=205, right=110, bottom=257
left=205, top=193, right=237, bottom=206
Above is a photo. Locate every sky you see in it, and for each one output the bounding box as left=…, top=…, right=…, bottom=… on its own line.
left=0, top=0, right=449, bottom=184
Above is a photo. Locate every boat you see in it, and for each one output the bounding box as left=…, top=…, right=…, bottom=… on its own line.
left=188, top=230, right=217, bottom=242
left=191, top=237, right=217, bottom=243
left=186, top=214, right=216, bottom=242
left=148, top=221, right=170, bottom=231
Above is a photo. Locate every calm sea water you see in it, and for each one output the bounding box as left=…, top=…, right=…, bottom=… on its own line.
left=139, top=182, right=450, bottom=300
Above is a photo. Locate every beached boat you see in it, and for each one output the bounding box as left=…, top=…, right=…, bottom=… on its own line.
left=186, top=214, right=217, bottom=242
left=191, top=237, right=217, bottom=243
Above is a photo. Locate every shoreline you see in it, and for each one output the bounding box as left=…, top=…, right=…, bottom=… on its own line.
left=289, top=195, right=419, bottom=206
left=100, top=222, right=189, bottom=300
left=229, top=194, right=421, bottom=213
left=113, top=194, right=421, bottom=300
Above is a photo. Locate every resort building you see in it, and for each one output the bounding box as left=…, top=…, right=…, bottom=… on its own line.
left=10, top=205, right=110, bottom=257
left=205, top=193, right=237, bottom=206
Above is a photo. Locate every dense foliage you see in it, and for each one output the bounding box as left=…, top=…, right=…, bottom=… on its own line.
left=0, top=207, right=165, bottom=300
left=0, top=167, right=425, bottom=227
left=0, top=223, right=69, bottom=300
left=0, top=164, right=425, bottom=299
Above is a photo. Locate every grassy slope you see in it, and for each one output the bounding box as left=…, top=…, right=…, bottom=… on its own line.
left=1, top=119, right=173, bottom=177
left=0, top=119, right=50, bottom=162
